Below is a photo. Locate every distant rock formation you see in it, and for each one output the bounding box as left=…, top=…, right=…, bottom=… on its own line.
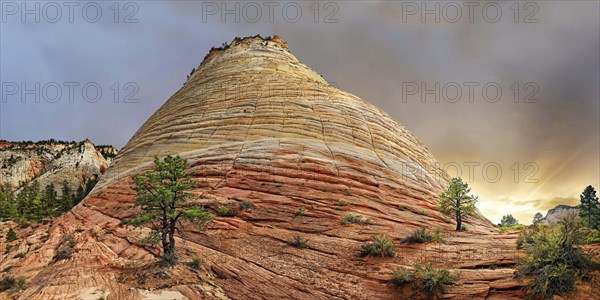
left=541, top=204, right=579, bottom=224
left=0, top=139, right=117, bottom=194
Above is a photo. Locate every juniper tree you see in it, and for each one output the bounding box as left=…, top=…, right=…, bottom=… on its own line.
left=75, top=185, right=85, bottom=205
left=532, top=212, right=543, bottom=225
left=438, top=177, right=478, bottom=231
left=578, top=185, right=599, bottom=229
left=59, top=181, right=73, bottom=212
left=0, top=185, right=17, bottom=219
left=42, top=184, right=57, bottom=215
left=501, top=214, right=519, bottom=227
left=6, top=228, right=17, bottom=242
left=129, top=155, right=211, bottom=265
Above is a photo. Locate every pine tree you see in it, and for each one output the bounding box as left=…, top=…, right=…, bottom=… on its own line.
left=129, top=156, right=211, bottom=265
left=75, top=185, right=85, bottom=205
left=85, top=176, right=98, bottom=194
left=0, top=185, right=17, bottom=219
left=501, top=214, right=519, bottom=227
left=43, top=184, right=58, bottom=215
left=6, top=228, right=17, bottom=242
left=578, top=185, right=599, bottom=229
left=28, top=181, right=42, bottom=218
left=532, top=212, right=543, bottom=225
left=60, top=180, right=73, bottom=212
left=15, top=182, right=41, bottom=220
left=15, top=187, right=28, bottom=218
left=438, top=177, right=478, bottom=231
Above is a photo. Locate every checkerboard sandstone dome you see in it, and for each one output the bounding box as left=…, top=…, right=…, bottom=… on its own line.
left=95, top=35, right=455, bottom=208
left=3, top=36, right=513, bottom=300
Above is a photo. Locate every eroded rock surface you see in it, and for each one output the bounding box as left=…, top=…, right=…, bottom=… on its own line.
left=1, top=36, right=525, bottom=299
left=0, top=140, right=116, bottom=194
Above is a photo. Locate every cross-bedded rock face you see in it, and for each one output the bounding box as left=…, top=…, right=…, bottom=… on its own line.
left=2, top=36, right=522, bottom=300
left=98, top=35, right=454, bottom=218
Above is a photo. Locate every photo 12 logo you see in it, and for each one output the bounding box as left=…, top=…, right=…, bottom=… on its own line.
left=1, top=1, right=139, bottom=23
left=400, top=161, right=540, bottom=184
left=1, top=82, right=140, bottom=103
left=401, top=82, right=540, bottom=103
left=200, top=1, right=339, bottom=23
left=400, top=1, right=540, bottom=23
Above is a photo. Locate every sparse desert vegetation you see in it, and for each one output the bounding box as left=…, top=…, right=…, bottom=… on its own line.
left=217, top=205, right=238, bottom=217
left=515, top=215, right=599, bottom=298
left=295, top=206, right=307, bottom=216
left=361, top=234, right=396, bottom=257
left=340, top=213, right=370, bottom=225
left=53, top=234, right=76, bottom=261
left=0, top=276, right=26, bottom=294
left=401, top=228, right=442, bottom=244
left=391, top=264, right=454, bottom=300
left=289, top=236, right=310, bottom=248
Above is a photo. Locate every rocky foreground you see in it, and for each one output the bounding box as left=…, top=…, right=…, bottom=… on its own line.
left=0, top=36, right=538, bottom=299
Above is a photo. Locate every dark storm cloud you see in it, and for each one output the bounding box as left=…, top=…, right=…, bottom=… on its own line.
left=0, top=1, right=598, bottom=224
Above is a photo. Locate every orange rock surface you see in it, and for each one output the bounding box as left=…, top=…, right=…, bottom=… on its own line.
left=1, top=36, right=526, bottom=299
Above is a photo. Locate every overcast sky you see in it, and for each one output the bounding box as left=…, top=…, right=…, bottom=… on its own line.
left=1, top=1, right=598, bottom=224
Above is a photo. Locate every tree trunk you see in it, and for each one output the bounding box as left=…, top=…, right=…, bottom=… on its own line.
left=588, top=205, right=592, bottom=227
left=168, top=220, right=176, bottom=258
left=161, top=211, right=169, bottom=257
left=455, top=199, right=462, bottom=231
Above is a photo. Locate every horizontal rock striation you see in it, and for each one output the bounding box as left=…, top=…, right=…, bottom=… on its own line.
left=1, top=36, right=520, bottom=300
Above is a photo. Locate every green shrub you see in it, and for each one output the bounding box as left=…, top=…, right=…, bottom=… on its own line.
left=390, top=264, right=454, bottom=299
left=53, top=247, right=73, bottom=261
left=217, top=206, right=238, bottom=217
left=13, top=252, right=26, bottom=259
left=391, top=268, right=413, bottom=285
left=0, top=276, right=15, bottom=292
left=401, top=228, right=442, bottom=244
left=0, top=276, right=25, bottom=294
left=414, top=264, right=453, bottom=299
left=341, top=213, right=370, bottom=225
left=516, top=224, right=548, bottom=249
left=361, top=235, right=396, bottom=257
left=4, top=244, right=12, bottom=254
left=2, top=266, right=12, bottom=272
left=53, top=234, right=75, bottom=261
left=159, top=252, right=177, bottom=267
left=188, top=256, right=201, bottom=270
left=580, top=228, right=600, bottom=244
left=296, top=206, right=307, bottom=216
left=334, top=200, right=350, bottom=207
left=5, top=228, right=17, bottom=242
left=500, top=224, right=526, bottom=231
left=239, top=200, right=252, bottom=211
left=11, top=277, right=26, bottom=293
left=516, top=215, right=598, bottom=298
left=289, top=236, right=309, bottom=248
